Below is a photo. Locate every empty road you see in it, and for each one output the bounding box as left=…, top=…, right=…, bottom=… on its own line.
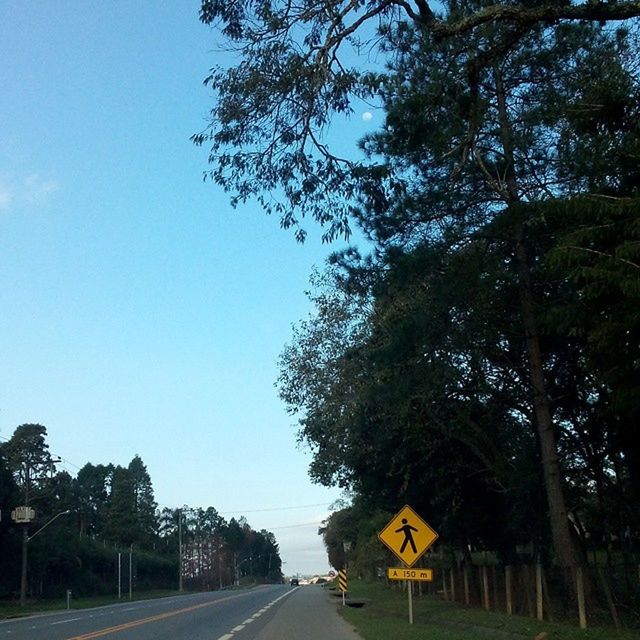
left=0, top=585, right=361, bottom=640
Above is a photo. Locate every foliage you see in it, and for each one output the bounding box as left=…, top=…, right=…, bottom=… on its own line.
left=0, top=424, right=283, bottom=602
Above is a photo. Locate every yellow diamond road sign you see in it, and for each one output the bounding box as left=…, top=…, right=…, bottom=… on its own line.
left=378, top=505, right=438, bottom=567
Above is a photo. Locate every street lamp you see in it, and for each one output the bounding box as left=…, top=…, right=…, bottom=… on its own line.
left=28, top=510, right=73, bottom=542
left=18, top=509, right=74, bottom=606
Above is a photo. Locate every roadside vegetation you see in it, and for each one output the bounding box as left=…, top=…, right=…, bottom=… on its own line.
left=0, top=589, right=183, bottom=621
left=0, top=424, right=283, bottom=605
left=336, top=580, right=640, bottom=640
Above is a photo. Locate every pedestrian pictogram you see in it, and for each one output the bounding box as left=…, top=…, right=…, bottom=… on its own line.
left=378, top=505, right=438, bottom=567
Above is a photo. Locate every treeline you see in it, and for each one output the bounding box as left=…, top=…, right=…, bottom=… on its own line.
left=0, top=424, right=282, bottom=600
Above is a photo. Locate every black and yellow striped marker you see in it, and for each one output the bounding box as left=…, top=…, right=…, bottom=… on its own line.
left=338, top=568, right=347, bottom=593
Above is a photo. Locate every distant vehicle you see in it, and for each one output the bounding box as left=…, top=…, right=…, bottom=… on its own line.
left=290, top=577, right=299, bottom=586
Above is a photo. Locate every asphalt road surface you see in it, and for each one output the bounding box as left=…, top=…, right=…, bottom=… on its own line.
left=0, top=585, right=361, bottom=640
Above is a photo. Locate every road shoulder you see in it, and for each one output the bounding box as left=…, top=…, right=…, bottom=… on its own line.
left=253, top=585, right=362, bottom=640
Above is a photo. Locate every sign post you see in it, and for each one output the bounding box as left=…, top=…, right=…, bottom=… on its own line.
left=378, top=505, right=439, bottom=624
left=338, top=568, right=347, bottom=606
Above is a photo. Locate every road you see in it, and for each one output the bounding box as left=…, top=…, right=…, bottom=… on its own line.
left=0, top=585, right=361, bottom=640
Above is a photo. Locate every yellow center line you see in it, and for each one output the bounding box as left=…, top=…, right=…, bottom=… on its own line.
left=65, top=593, right=243, bottom=640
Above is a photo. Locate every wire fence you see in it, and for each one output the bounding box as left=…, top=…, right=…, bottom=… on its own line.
left=410, top=553, right=640, bottom=630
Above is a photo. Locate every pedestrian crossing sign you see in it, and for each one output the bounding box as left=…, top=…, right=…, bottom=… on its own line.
left=378, top=505, right=438, bottom=567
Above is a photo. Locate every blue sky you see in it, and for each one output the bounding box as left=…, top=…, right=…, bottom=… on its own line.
left=0, top=1, right=378, bottom=574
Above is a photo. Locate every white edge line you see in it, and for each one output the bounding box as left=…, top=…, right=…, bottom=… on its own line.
left=51, top=617, right=82, bottom=625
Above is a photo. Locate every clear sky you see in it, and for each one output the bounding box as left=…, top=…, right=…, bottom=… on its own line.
left=0, top=1, right=377, bottom=575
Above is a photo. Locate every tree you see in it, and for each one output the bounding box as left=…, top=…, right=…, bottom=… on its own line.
left=195, top=0, right=640, bottom=239
left=200, top=0, right=639, bottom=570
left=281, top=240, right=548, bottom=554
left=128, top=455, right=158, bottom=547
left=101, top=456, right=158, bottom=548
left=74, top=463, right=114, bottom=538
left=1, top=424, right=55, bottom=508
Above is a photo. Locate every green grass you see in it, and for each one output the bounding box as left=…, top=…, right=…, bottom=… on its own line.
left=0, top=589, right=184, bottom=620
left=335, top=580, right=640, bottom=640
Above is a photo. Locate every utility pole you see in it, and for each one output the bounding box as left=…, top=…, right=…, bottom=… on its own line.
left=18, top=462, right=31, bottom=607
left=20, top=525, right=29, bottom=606
left=234, top=552, right=239, bottom=587
left=178, top=509, right=183, bottom=592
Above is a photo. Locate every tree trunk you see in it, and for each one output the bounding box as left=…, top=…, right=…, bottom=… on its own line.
left=513, top=228, right=580, bottom=569
left=493, top=65, right=580, bottom=571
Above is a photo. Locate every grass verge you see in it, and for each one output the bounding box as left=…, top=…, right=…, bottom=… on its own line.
left=0, top=589, right=184, bottom=620
left=335, top=580, right=640, bottom=640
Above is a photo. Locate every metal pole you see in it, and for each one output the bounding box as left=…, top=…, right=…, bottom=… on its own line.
left=118, top=553, right=122, bottom=599
left=178, top=510, right=183, bottom=592
left=20, top=525, right=28, bottom=606
left=234, top=552, right=239, bottom=587
left=19, top=462, right=30, bottom=607
left=129, top=547, right=133, bottom=600
left=408, top=579, right=413, bottom=624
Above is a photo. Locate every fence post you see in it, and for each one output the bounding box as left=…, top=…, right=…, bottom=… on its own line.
left=598, top=566, right=621, bottom=631
left=523, top=565, right=534, bottom=618
left=576, top=567, right=587, bottom=630
left=536, top=564, right=543, bottom=621
left=505, top=566, right=513, bottom=616
left=463, top=565, right=470, bottom=606
left=482, top=566, right=490, bottom=610
left=450, top=568, right=456, bottom=602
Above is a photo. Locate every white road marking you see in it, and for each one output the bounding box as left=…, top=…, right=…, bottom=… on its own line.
left=51, top=617, right=82, bottom=625
left=216, top=587, right=297, bottom=639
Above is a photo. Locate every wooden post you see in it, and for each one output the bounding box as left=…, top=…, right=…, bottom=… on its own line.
left=541, top=566, right=554, bottom=622
left=598, top=566, right=620, bottom=631
left=450, top=568, right=456, bottom=602
left=576, top=567, right=587, bottom=629
left=523, top=565, right=534, bottom=618
left=491, top=565, right=498, bottom=611
left=463, top=565, right=470, bottom=605
left=505, top=566, right=513, bottom=616
left=536, top=564, right=543, bottom=621
left=482, top=566, right=490, bottom=610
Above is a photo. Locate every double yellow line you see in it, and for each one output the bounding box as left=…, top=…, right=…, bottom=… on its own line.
left=66, top=593, right=240, bottom=640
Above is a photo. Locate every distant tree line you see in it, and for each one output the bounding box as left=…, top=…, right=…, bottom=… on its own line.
left=0, top=424, right=282, bottom=601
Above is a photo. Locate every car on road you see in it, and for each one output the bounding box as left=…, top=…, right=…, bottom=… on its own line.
left=290, top=577, right=299, bottom=586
